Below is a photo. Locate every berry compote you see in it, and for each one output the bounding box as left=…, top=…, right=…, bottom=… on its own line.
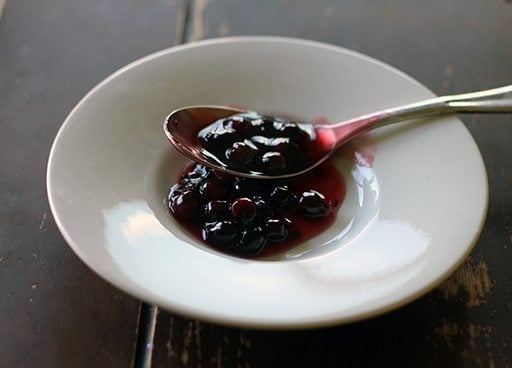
left=197, top=112, right=323, bottom=176
left=167, top=162, right=345, bottom=257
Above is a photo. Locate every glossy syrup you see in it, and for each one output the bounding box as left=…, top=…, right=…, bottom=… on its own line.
left=168, top=161, right=345, bottom=258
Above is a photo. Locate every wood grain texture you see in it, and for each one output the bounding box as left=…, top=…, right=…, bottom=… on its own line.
left=151, top=0, right=512, bottom=367
left=0, top=0, right=183, bottom=366
left=437, top=257, right=492, bottom=308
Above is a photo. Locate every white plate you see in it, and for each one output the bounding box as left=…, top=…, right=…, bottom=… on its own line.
left=47, top=37, right=488, bottom=329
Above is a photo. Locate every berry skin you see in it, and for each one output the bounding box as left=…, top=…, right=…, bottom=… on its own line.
left=270, top=186, right=297, bottom=207
left=212, top=170, right=236, bottom=185
left=231, top=177, right=265, bottom=198
left=203, top=200, right=231, bottom=222
left=168, top=183, right=183, bottom=202
left=231, top=197, right=257, bottom=224
left=235, top=226, right=267, bottom=256
left=297, top=190, right=330, bottom=218
left=180, top=169, right=207, bottom=188
left=198, top=125, right=238, bottom=152
left=226, top=141, right=258, bottom=166
left=202, top=221, right=238, bottom=249
left=199, top=176, right=228, bottom=201
left=265, top=217, right=291, bottom=242
left=261, top=151, right=286, bottom=172
left=274, top=121, right=311, bottom=143
left=254, top=196, right=275, bottom=221
left=169, top=190, right=201, bottom=221
left=248, top=118, right=268, bottom=135
left=250, top=135, right=271, bottom=148
left=223, top=115, right=249, bottom=134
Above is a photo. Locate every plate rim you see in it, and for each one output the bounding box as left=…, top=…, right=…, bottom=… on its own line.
left=46, top=36, right=489, bottom=329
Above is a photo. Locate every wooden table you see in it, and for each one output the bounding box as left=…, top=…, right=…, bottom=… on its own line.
left=1, top=1, right=511, bottom=366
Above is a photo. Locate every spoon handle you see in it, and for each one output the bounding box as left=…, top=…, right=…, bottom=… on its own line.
left=328, top=84, right=512, bottom=146
left=435, top=84, right=512, bottom=112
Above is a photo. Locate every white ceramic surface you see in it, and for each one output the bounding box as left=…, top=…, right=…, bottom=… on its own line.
left=47, top=37, right=488, bottom=329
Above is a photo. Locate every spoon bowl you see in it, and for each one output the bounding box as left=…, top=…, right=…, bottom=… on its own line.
left=164, top=85, right=512, bottom=179
left=164, top=105, right=247, bottom=175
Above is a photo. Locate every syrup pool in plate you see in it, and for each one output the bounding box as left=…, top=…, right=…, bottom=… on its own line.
left=167, top=161, right=346, bottom=258
left=47, top=37, right=487, bottom=328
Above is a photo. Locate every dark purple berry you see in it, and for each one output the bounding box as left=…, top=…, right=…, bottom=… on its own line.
left=274, top=121, right=311, bottom=143
left=180, top=168, right=207, bottom=187
left=199, top=177, right=228, bottom=201
left=248, top=118, right=267, bottom=134
left=297, top=190, right=330, bottom=218
left=213, top=171, right=236, bottom=185
left=261, top=116, right=282, bottom=137
left=272, top=139, right=298, bottom=153
left=231, top=177, right=265, bottom=198
left=270, top=186, right=297, bottom=207
left=226, top=141, right=257, bottom=166
left=235, top=226, right=267, bottom=256
left=271, top=139, right=303, bottom=163
left=254, top=197, right=275, bottom=220
left=202, top=221, right=238, bottom=249
left=169, top=190, right=200, bottom=221
left=250, top=135, right=271, bottom=147
left=198, top=126, right=238, bottom=149
left=168, top=183, right=183, bottom=201
left=203, top=200, right=231, bottom=222
left=268, top=137, right=290, bottom=147
left=223, top=115, right=248, bottom=133
left=265, top=217, right=291, bottom=242
left=190, top=163, right=210, bottom=176
left=260, top=151, right=286, bottom=171
left=231, top=197, right=257, bottom=224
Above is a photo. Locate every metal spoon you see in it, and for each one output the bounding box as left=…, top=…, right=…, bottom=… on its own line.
left=164, top=84, right=512, bottom=179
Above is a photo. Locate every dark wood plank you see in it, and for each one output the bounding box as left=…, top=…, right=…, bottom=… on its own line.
left=151, top=1, right=512, bottom=367
left=0, top=0, right=184, bottom=366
